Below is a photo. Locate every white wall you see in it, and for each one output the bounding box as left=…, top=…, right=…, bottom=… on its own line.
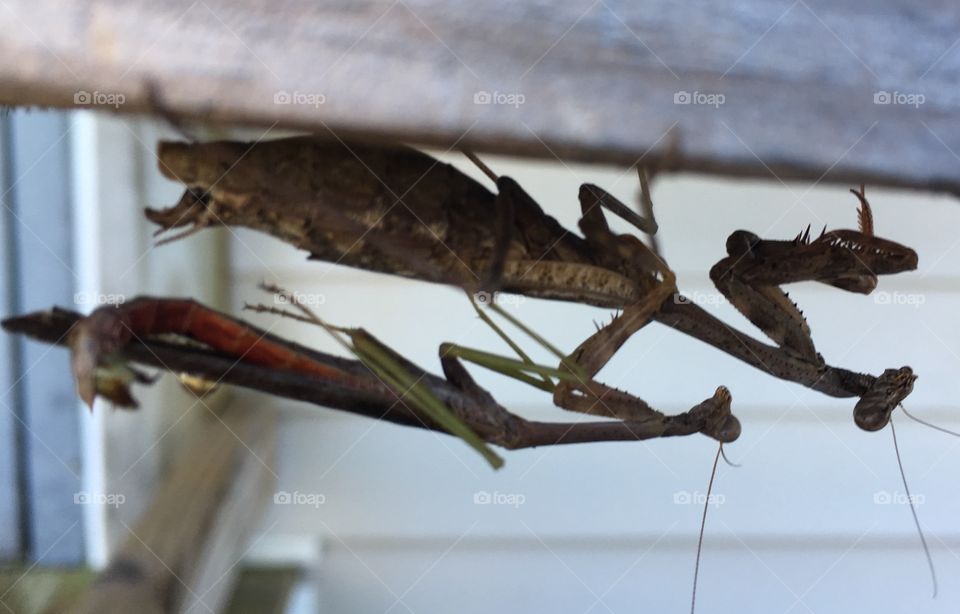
left=226, top=151, right=960, bottom=612
left=72, top=114, right=228, bottom=566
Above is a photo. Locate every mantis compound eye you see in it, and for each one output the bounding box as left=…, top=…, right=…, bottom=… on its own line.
left=186, top=187, right=211, bottom=206
left=725, top=230, right=761, bottom=258
left=714, top=415, right=742, bottom=443
left=853, top=367, right=916, bottom=431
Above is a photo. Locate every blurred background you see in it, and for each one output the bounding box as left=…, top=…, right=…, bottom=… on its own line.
left=1, top=108, right=958, bottom=613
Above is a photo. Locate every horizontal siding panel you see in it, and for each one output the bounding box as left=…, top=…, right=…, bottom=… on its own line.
left=315, top=539, right=960, bottom=614
left=261, top=412, right=960, bottom=540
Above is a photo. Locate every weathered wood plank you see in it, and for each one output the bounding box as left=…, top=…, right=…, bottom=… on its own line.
left=180, top=406, right=278, bottom=614
left=0, top=567, right=93, bottom=613
left=222, top=567, right=300, bottom=614
left=0, top=0, right=957, bottom=195
left=67, top=407, right=276, bottom=614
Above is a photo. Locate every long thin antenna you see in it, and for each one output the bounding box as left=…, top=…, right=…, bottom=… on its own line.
left=900, top=404, right=960, bottom=438
left=890, top=418, right=937, bottom=597
left=719, top=445, right=741, bottom=468
left=691, top=443, right=723, bottom=614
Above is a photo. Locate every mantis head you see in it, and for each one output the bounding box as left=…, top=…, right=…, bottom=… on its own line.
left=68, top=308, right=147, bottom=409
left=853, top=367, right=917, bottom=431
left=724, top=185, right=918, bottom=294
left=694, top=386, right=741, bottom=443
left=806, top=186, right=918, bottom=292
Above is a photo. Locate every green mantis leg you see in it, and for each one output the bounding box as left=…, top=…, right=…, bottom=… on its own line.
left=442, top=284, right=739, bottom=442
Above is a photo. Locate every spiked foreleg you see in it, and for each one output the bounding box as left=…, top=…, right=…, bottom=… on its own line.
left=710, top=257, right=821, bottom=365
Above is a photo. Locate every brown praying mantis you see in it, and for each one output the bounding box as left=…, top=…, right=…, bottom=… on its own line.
left=145, top=136, right=919, bottom=433
left=1, top=289, right=744, bottom=477
left=141, top=136, right=944, bottom=607
left=2, top=134, right=949, bottom=611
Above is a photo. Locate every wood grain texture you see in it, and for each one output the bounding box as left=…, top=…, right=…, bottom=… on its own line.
left=0, top=1, right=957, bottom=194
left=67, top=407, right=276, bottom=614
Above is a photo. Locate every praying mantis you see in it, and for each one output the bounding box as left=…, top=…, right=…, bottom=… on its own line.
left=141, top=137, right=937, bottom=607
left=145, top=136, right=919, bottom=433
left=1, top=134, right=946, bottom=612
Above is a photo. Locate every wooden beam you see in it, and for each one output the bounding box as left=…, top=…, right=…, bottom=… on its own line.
left=0, top=1, right=956, bottom=195
left=0, top=568, right=92, bottom=613
left=68, top=406, right=276, bottom=614
left=222, top=568, right=301, bottom=614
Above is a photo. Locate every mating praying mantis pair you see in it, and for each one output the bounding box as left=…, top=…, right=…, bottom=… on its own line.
left=144, top=136, right=920, bottom=440
left=4, top=135, right=944, bottom=611
left=141, top=136, right=937, bottom=608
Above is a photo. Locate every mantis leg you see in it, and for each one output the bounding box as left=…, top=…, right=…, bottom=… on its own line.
left=444, top=280, right=739, bottom=442
left=551, top=186, right=738, bottom=440
left=480, top=177, right=517, bottom=291
left=578, top=182, right=658, bottom=235
left=438, top=340, right=739, bottom=443
left=710, top=250, right=820, bottom=364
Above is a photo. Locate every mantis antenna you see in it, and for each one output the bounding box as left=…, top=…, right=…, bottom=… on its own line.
left=691, top=443, right=723, bottom=614
left=890, top=418, right=937, bottom=597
